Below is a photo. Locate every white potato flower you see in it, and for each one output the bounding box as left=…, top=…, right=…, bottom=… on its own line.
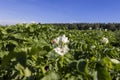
left=60, top=35, right=69, bottom=43
left=105, top=29, right=107, bottom=31
left=53, top=37, right=60, bottom=44
left=89, top=27, right=92, bottom=30
left=54, top=45, right=69, bottom=56
left=52, top=35, right=69, bottom=45
left=101, top=37, right=109, bottom=44
left=110, top=59, right=120, bottom=64
left=52, top=35, right=69, bottom=56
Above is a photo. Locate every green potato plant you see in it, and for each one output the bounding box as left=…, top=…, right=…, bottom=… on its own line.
left=0, top=23, right=120, bottom=80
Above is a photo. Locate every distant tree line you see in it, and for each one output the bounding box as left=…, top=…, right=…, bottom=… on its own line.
left=1, top=23, right=120, bottom=31
left=42, top=23, right=120, bottom=31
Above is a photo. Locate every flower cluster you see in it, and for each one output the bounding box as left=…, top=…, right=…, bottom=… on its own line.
left=100, top=37, right=109, bottom=44
left=52, top=35, right=69, bottom=56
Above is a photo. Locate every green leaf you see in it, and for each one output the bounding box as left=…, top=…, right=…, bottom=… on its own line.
left=24, top=67, right=31, bottom=77
left=69, top=61, right=77, bottom=70
left=0, top=51, right=9, bottom=58
left=29, top=27, right=34, bottom=32
left=8, top=40, right=18, bottom=46
left=1, top=52, right=15, bottom=66
left=77, top=59, right=88, bottom=73
left=41, top=72, right=59, bottom=80
left=16, top=52, right=27, bottom=67
left=96, top=62, right=112, bottom=80
left=43, top=46, right=51, bottom=52
left=1, top=29, right=7, bottom=35
left=114, top=64, right=120, bottom=71
left=15, top=63, right=24, bottom=75
left=100, top=57, right=113, bottom=69
left=82, top=44, right=87, bottom=51
left=29, top=46, right=42, bottom=55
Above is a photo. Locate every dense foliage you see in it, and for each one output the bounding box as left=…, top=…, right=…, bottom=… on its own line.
left=0, top=23, right=120, bottom=80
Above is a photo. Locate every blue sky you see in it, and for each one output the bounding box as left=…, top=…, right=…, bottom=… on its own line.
left=0, top=0, right=120, bottom=24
